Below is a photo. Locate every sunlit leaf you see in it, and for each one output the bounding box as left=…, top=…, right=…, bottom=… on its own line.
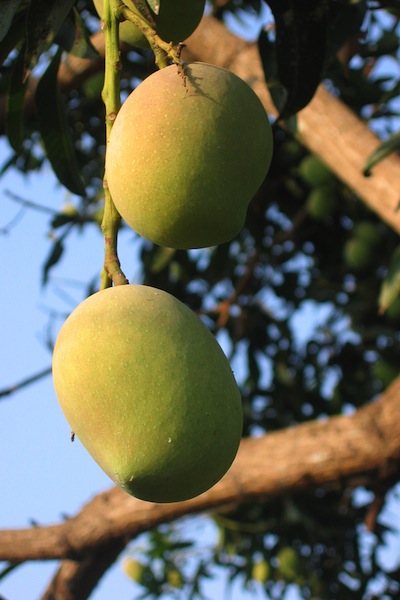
left=35, top=49, right=86, bottom=196
left=364, top=131, right=400, bottom=176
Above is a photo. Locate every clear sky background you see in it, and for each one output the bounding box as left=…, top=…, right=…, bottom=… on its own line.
left=1, top=5, right=400, bottom=600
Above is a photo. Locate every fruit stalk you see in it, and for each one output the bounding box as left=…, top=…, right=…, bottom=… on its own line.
left=100, top=0, right=128, bottom=288
left=116, top=4, right=181, bottom=69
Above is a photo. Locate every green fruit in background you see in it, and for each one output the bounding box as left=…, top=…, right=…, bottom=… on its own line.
left=372, top=359, right=398, bottom=387
left=167, top=569, right=184, bottom=588
left=306, top=185, right=337, bottom=219
left=353, top=221, right=381, bottom=247
left=52, top=284, right=243, bottom=503
left=343, top=238, right=373, bottom=271
left=93, top=0, right=205, bottom=49
left=123, top=558, right=145, bottom=583
left=299, top=155, right=335, bottom=188
left=252, top=559, right=270, bottom=583
left=276, top=547, right=301, bottom=581
left=106, top=62, right=273, bottom=249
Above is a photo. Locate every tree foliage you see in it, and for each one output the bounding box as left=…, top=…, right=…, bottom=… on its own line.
left=1, top=0, right=400, bottom=598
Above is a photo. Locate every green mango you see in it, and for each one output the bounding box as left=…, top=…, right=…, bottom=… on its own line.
left=93, top=0, right=205, bottom=48
left=53, top=284, right=243, bottom=503
left=106, top=62, right=273, bottom=249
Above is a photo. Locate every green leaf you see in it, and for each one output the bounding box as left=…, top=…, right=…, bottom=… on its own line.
left=35, top=49, right=86, bottom=196
left=53, top=7, right=99, bottom=59
left=24, top=0, right=75, bottom=74
left=6, top=45, right=27, bottom=151
left=378, top=245, right=400, bottom=313
left=363, top=131, right=400, bottom=176
left=0, top=0, right=25, bottom=42
left=265, top=0, right=330, bottom=118
left=42, top=238, right=64, bottom=285
left=0, top=8, right=27, bottom=67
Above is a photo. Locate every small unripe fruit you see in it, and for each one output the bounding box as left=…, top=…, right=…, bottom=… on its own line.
left=353, top=221, right=381, bottom=247
left=343, top=238, right=373, bottom=271
left=93, top=0, right=205, bottom=49
left=277, top=547, right=301, bottom=581
left=372, top=359, right=398, bottom=388
left=306, top=185, right=337, bottom=219
left=53, top=285, right=243, bottom=503
left=106, top=62, right=273, bottom=249
left=123, top=558, right=145, bottom=583
left=252, top=559, right=270, bottom=583
left=299, top=155, right=335, bottom=188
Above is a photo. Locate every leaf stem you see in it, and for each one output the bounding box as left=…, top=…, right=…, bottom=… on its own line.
left=100, top=0, right=128, bottom=289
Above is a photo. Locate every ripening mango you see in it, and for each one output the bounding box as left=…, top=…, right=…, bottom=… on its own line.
left=106, top=62, right=273, bottom=249
left=52, top=284, right=243, bottom=503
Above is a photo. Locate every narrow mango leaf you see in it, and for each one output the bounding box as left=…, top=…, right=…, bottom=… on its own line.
left=35, top=49, right=86, bottom=196
left=0, top=0, right=25, bottom=42
left=265, top=0, right=330, bottom=118
left=378, top=245, right=400, bottom=313
left=0, top=8, right=27, bottom=67
left=42, top=238, right=64, bottom=285
left=53, top=7, right=99, bottom=59
left=6, top=45, right=27, bottom=151
left=24, top=0, right=75, bottom=74
left=364, top=131, right=400, bottom=176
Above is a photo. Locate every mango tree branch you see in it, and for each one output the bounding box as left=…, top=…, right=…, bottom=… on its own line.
left=183, top=16, right=400, bottom=234
left=100, top=0, right=128, bottom=288
left=1, top=376, right=400, bottom=565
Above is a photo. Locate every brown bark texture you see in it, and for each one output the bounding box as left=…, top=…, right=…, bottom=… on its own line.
left=1, top=376, right=400, bottom=564
left=183, top=17, right=400, bottom=234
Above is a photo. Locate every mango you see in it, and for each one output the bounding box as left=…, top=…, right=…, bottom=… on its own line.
left=106, top=62, right=273, bottom=249
left=93, top=0, right=205, bottom=49
left=52, top=284, right=243, bottom=503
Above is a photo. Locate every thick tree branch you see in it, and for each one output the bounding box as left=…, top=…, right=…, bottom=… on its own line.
left=1, top=376, right=399, bottom=566
left=41, top=542, right=125, bottom=600
left=183, top=17, right=400, bottom=234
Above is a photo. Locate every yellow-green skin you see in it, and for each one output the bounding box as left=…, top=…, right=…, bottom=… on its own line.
left=93, top=0, right=205, bottom=49
left=106, top=62, right=273, bottom=249
left=52, top=285, right=243, bottom=503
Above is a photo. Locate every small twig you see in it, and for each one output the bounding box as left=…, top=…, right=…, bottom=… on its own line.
left=0, top=366, right=52, bottom=399
left=4, top=190, right=58, bottom=214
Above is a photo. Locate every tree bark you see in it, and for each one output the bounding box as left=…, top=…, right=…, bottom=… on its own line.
left=1, top=376, right=400, bottom=566
left=183, top=17, right=400, bottom=234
